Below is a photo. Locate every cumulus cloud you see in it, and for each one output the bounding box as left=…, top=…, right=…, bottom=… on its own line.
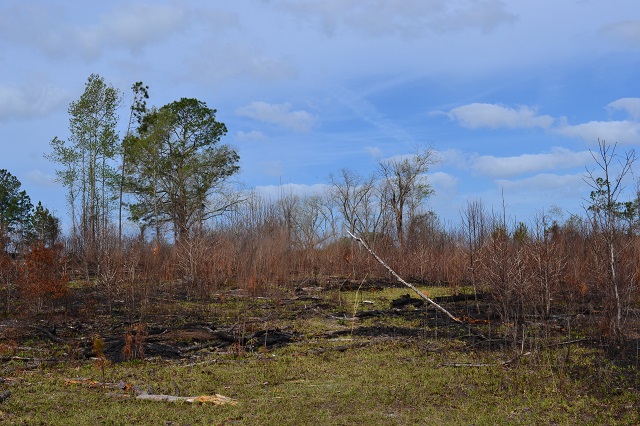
left=607, top=98, right=640, bottom=120
left=445, top=101, right=640, bottom=146
left=496, top=173, right=584, bottom=194
left=435, top=149, right=471, bottom=169
left=0, top=83, right=68, bottom=121
left=472, top=148, right=593, bottom=178
left=236, top=101, right=317, bottom=132
left=447, top=103, right=554, bottom=129
left=554, top=120, right=640, bottom=145
left=272, top=0, right=516, bottom=37
left=601, top=19, right=640, bottom=46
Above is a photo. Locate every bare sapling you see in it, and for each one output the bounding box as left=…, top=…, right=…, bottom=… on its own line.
left=583, top=139, right=637, bottom=340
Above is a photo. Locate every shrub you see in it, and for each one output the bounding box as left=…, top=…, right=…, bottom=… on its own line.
left=18, top=242, right=68, bottom=312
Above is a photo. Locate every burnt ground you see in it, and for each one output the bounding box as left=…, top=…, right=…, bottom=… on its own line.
left=0, top=279, right=638, bottom=372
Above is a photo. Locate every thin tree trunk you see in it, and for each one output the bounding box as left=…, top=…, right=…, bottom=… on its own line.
left=347, top=230, right=460, bottom=324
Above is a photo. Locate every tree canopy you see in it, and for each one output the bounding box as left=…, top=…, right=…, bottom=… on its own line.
left=0, top=169, right=32, bottom=249
left=126, top=98, right=240, bottom=242
left=47, top=73, right=122, bottom=251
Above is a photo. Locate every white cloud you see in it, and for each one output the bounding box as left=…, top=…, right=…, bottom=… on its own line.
left=447, top=103, right=554, bottom=129
left=601, top=19, right=640, bottom=46
left=0, top=83, right=68, bottom=121
left=236, top=130, right=266, bottom=141
left=254, top=183, right=330, bottom=199
left=607, top=98, right=640, bottom=120
left=90, top=3, right=190, bottom=53
left=428, top=171, right=458, bottom=190
left=187, top=42, right=298, bottom=85
left=555, top=120, right=640, bottom=145
left=495, top=173, right=587, bottom=208
left=273, top=0, right=516, bottom=37
left=431, top=0, right=518, bottom=34
left=436, top=149, right=471, bottom=169
left=497, top=173, right=583, bottom=191
left=484, top=173, right=588, bottom=220
left=0, top=2, right=191, bottom=61
left=445, top=101, right=640, bottom=146
left=236, top=101, right=317, bottom=132
left=472, top=148, right=593, bottom=178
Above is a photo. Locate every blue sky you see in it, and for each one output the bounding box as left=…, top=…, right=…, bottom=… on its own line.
left=2, top=0, right=640, bottom=231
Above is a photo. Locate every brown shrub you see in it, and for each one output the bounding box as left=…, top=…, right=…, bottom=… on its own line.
left=18, top=242, right=68, bottom=312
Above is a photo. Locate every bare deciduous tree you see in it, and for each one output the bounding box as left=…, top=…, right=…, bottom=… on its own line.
left=329, top=168, right=377, bottom=236
left=460, top=199, right=489, bottom=312
left=378, top=147, right=439, bottom=247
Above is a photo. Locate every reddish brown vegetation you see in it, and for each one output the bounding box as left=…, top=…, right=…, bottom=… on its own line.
left=0, top=197, right=638, bottom=349
left=17, top=242, right=68, bottom=313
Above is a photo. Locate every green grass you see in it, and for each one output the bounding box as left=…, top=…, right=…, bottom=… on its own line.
left=1, top=340, right=638, bottom=425
left=0, top=285, right=638, bottom=425
left=334, top=285, right=466, bottom=308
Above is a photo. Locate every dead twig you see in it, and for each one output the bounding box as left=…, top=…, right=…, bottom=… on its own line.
left=547, top=338, right=592, bottom=347
left=439, top=352, right=531, bottom=368
left=439, top=363, right=494, bottom=367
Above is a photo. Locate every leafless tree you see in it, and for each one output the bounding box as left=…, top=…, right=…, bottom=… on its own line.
left=583, top=139, right=637, bottom=340
left=329, top=168, right=377, bottom=236
left=460, top=199, right=489, bottom=312
left=378, top=147, right=440, bottom=247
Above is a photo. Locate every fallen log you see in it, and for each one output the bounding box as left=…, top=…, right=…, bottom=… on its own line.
left=348, top=231, right=487, bottom=339
left=348, top=231, right=461, bottom=323
left=136, top=393, right=237, bottom=405
left=31, top=326, right=67, bottom=343
left=66, top=377, right=237, bottom=405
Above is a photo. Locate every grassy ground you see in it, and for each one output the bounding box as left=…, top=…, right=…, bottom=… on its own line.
left=0, top=285, right=638, bottom=425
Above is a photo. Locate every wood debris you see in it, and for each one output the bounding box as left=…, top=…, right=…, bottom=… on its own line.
left=136, top=393, right=237, bottom=405
left=65, top=377, right=237, bottom=405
